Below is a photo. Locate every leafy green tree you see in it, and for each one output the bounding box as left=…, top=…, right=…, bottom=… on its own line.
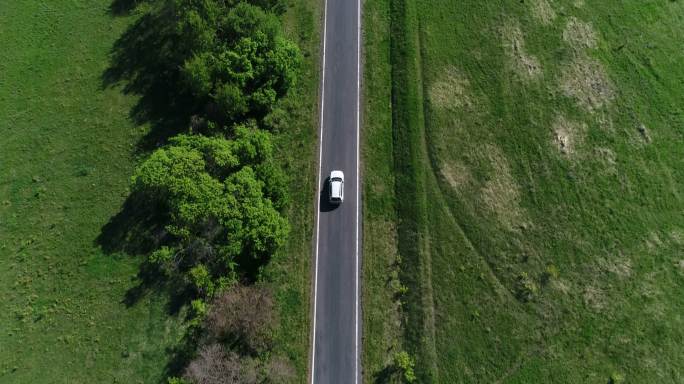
left=393, top=351, right=416, bottom=383
left=107, top=0, right=300, bottom=139
left=189, top=264, right=215, bottom=296
left=167, top=377, right=189, bottom=384
left=131, top=128, right=288, bottom=294
left=224, top=166, right=288, bottom=258
left=149, top=246, right=179, bottom=277
left=176, top=1, right=302, bottom=124
left=255, top=161, right=289, bottom=210
left=188, top=298, right=208, bottom=327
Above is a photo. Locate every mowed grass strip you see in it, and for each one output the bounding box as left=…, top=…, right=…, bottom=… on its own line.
left=364, top=0, right=684, bottom=382
left=265, top=0, right=321, bottom=377
left=361, top=0, right=402, bottom=379
left=363, top=0, right=438, bottom=380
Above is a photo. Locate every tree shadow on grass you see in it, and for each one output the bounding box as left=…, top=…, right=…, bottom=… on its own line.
left=98, top=0, right=201, bottom=313
left=162, top=330, right=202, bottom=381
left=102, top=7, right=198, bottom=152
left=108, top=0, right=149, bottom=16
left=122, top=258, right=195, bottom=316
left=97, top=191, right=169, bottom=256
left=373, top=365, right=397, bottom=384
left=96, top=192, right=193, bottom=315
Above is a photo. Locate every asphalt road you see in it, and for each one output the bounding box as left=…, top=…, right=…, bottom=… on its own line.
left=310, top=0, right=361, bottom=381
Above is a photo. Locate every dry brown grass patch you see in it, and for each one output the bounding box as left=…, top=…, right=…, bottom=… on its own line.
left=563, top=17, right=598, bottom=49
left=639, top=272, right=667, bottom=321
left=598, top=255, right=632, bottom=278
left=440, top=160, right=473, bottom=191
left=552, top=114, right=586, bottom=155
left=502, top=21, right=542, bottom=79
left=529, top=0, right=556, bottom=25
left=582, top=284, right=607, bottom=311
left=593, top=147, right=618, bottom=174
left=560, top=55, right=614, bottom=111
left=669, top=229, right=684, bottom=245
left=429, top=67, right=472, bottom=110
left=639, top=272, right=663, bottom=299
left=645, top=231, right=664, bottom=251
left=551, top=278, right=572, bottom=294
left=480, top=145, right=527, bottom=230
left=596, top=112, right=615, bottom=132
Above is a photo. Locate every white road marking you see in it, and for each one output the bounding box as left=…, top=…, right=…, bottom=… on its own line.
left=355, top=0, right=361, bottom=381
left=310, top=0, right=328, bottom=380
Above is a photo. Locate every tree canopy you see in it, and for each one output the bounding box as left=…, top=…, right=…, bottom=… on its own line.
left=173, top=1, right=301, bottom=124
left=132, top=126, right=289, bottom=283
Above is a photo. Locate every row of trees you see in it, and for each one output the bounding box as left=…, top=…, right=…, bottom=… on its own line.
left=132, top=0, right=299, bottom=307
left=112, top=0, right=303, bottom=382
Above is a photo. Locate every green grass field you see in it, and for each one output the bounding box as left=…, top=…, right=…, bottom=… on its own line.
left=0, top=0, right=319, bottom=382
left=0, top=2, right=184, bottom=382
left=363, top=0, right=684, bottom=382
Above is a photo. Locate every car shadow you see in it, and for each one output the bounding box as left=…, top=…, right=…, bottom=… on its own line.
left=319, top=176, right=340, bottom=212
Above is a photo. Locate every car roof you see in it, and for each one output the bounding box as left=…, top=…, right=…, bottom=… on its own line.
left=331, top=180, right=342, bottom=198
left=330, top=175, right=343, bottom=198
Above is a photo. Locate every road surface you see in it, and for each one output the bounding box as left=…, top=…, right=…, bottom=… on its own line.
left=310, top=0, right=361, bottom=381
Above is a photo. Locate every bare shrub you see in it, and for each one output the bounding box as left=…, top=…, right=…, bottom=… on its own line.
left=183, top=344, right=256, bottom=384
left=206, top=285, right=277, bottom=353
left=183, top=344, right=294, bottom=384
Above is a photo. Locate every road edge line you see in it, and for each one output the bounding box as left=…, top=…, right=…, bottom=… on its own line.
left=355, top=0, right=362, bottom=382
left=310, top=0, right=328, bottom=381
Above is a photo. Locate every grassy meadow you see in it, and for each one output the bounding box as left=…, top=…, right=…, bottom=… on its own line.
left=363, top=0, right=684, bottom=383
left=0, top=0, right=319, bottom=382
left=0, top=2, right=184, bottom=382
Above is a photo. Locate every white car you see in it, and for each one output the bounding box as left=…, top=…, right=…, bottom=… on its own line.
left=329, top=170, right=344, bottom=204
